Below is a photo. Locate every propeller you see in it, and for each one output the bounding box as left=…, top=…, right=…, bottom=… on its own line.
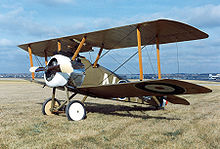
left=29, top=60, right=84, bottom=74
left=30, top=63, right=74, bottom=74
left=29, top=65, right=62, bottom=73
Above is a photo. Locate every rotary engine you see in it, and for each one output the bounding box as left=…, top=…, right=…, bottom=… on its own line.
left=44, top=54, right=85, bottom=88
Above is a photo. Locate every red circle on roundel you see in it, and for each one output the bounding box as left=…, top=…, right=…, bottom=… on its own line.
left=155, top=86, right=165, bottom=90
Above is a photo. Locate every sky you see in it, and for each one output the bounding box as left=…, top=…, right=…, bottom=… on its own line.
left=0, top=0, right=220, bottom=74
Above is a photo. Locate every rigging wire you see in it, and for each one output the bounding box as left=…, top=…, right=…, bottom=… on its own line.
left=25, top=55, right=31, bottom=71
left=99, top=36, right=156, bottom=85
left=34, top=55, right=43, bottom=67
left=98, top=27, right=138, bottom=61
left=34, top=55, right=40, bottom=66
left=108, top=53, right=134, bottom=74
left=146, top=45, right=156, bottom=75
left=83, top=27, right=138, bottom=72
left=109, top=49, right=140, bottom=74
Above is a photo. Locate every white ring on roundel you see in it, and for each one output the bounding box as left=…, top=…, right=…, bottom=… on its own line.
left=68, top=102, right=85, bottom=121
left=144, top=84, right=175, bottom=93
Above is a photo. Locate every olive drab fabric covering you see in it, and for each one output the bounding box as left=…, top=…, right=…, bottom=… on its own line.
left=80, top=57, right=122, bottom=87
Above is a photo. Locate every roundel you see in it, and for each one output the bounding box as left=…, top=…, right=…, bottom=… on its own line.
left=135, top=83, right=185, bottom=94
left=145, top=84, right=175, bottom=93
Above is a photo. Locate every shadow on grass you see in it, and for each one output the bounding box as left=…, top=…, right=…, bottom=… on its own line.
left=36, top=102, right=180, bottom=120
left=85, top=102, right=180, bottom=120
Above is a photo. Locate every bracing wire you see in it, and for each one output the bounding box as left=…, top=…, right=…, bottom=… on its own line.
left=83, top=27, right=138, bottom=72
left=109, top=49, right=140, bottom=74
left=146, top=45, right=156, bottom=75
left=25, top=55, right=31, bottom=71
left=34, top=55, right=40, bottom=66
left=108, top=53, right=134, bottom=74
left=34, top=55, right=43, bottom=67
left=98, top=27, right=138, bottom=61
left=99, top=36, right=156, bottom=85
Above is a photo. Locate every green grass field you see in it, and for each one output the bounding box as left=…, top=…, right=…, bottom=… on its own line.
left=0, top=80, right=220, bottom=149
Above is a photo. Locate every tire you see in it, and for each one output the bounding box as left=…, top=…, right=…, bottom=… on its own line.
left=117, top=80, right=128, bottom=100
left=42, top=98, right=61, bottom=115
left=65, top=100, right=86, bottom=121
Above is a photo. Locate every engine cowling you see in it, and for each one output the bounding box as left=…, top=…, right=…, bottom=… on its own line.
left=44, top=54, right=85, bottom=87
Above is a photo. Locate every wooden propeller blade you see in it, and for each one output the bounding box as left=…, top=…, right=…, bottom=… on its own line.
left=29, top=67, right=44, bottom=72
left=29, top=65, right=61, bottom=73
left=46, top=65, right=61, bottom=72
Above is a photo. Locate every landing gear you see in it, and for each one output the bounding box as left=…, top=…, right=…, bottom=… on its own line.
left=65, top=100, right=86, bottom=121
left=151, top=96, right=167, bottom=110
left=42, top=98, right=61, bottom=115
left=42, top=87, right=87, bottom=121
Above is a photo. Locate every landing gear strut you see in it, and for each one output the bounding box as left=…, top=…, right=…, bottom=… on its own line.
left=153, top=96, right=167, bottom=110
left=42, top=98, right=61, bottom=115
left=42, top=87, right=87, bottom=121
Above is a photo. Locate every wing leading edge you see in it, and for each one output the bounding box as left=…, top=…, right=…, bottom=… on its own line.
left=74, top=79, right=212, bottom=99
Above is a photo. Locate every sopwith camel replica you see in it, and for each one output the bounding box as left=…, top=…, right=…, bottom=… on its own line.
left=18, top=19, right=212, bottom=121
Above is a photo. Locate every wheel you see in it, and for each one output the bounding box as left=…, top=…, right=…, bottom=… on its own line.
left=65, top=100, right=86, bottom=121
left=157, top=96, right=168, bottom=107
left=117, top=80, right=128, bottom=100
left=42, top=98, right=61, bottom=115
left=154, top=96, right=167, bottom=110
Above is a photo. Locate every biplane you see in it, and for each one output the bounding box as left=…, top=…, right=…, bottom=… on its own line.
left=18, top=19, right=212, bottom=121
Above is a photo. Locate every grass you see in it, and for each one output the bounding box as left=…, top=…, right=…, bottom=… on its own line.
left=0, top=80, right=220, bottom=148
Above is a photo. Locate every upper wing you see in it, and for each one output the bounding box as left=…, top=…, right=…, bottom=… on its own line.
left=74, top=79, right=211, bottom=98
left=18, top=19, right=208, bottom=57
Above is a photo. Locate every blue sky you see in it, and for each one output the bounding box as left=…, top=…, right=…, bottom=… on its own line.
left=0, top=0, right=220, bottom=74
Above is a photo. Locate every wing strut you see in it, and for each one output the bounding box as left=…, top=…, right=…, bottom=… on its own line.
left=72, top=36, right=86, bottom=60
left=93, top=44, right=104, bottom=68
left=28, top=45, right=35, bottom=80
left=57, top=40, right=61, bottom=52
left=156, top=36, right=161, bottom=79
left=44, top=49, right=48, bottom=65
left=137, top=27, right=143, bottom=81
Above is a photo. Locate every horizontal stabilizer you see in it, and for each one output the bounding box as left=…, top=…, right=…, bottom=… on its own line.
left=166, top=95, right=190, bottom=105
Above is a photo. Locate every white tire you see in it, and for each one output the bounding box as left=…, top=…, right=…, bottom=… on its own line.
left=66, top=100, right=86, bottom=121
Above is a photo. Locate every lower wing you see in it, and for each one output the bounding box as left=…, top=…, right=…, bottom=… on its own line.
left=75, top=79, right=212, bottom=98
